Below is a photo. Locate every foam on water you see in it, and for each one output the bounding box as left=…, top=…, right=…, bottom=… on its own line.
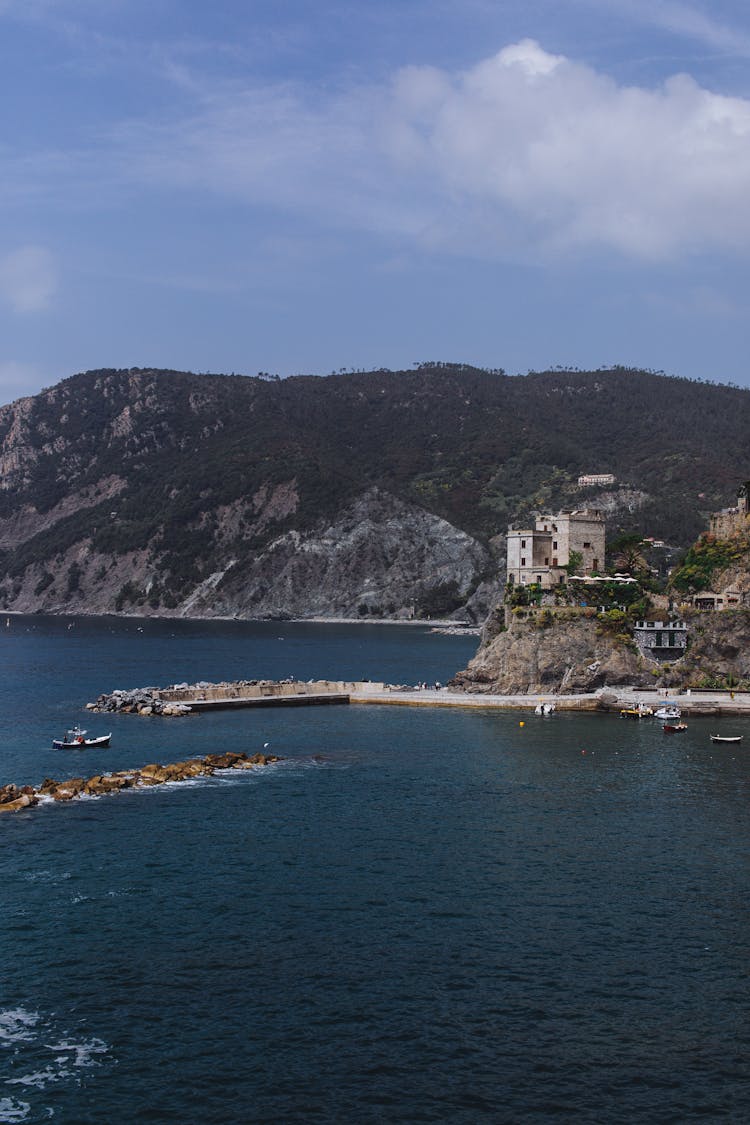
left=0, top=1097, right=31, bottom=1123
left=0, top=1011, right=38, bottom=1046
left=0, top=1007, right=112, bottom=1120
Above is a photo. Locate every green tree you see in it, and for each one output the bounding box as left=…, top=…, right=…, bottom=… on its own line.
left=566, top=550, right=583, bottom=576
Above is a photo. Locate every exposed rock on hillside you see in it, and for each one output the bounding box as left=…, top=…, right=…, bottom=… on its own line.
left=451, top=609, right=647, bottom=693
left=1, top=363, right=750, bottom=620
left=452, top=603, right=750, bottom=693
left=0, top=487, right=494, bottom=621
left=667, top=608, right=750, bottom=687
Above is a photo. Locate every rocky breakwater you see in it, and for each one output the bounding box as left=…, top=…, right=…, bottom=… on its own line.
left=451, top=606, right=648, bottom=694
left=87, top=686, right=195, bottom=716
left=0, top=751, right=280, bottom=815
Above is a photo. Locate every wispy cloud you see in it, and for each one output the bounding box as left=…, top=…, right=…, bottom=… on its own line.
left=103, top=38, right=750, bottom=263
left=606, top=0, right=750, bottom=57
left=0, top=246, right=58, bottom=312
left=5, top=33, right=750, bottom=266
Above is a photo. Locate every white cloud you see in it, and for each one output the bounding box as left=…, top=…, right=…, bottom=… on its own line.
left=110, top=38, right=750, bottom=263
left=0, top=246, right=58, bottom=312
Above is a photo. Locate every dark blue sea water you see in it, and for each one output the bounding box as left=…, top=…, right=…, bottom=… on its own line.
left=2, top=616, right=750, bottom=1123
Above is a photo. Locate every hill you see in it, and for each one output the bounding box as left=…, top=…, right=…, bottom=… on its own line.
left=0, top=363, right=748, bottom=619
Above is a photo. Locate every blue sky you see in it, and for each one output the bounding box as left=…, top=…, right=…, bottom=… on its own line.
left=1, top=0, right=750, bottom=403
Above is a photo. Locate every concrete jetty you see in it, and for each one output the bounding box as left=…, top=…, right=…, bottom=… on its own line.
left=87, top=679, right=750, bottom=717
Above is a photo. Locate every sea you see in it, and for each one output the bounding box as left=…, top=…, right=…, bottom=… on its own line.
left=2, top=615, right=750, bottom=1124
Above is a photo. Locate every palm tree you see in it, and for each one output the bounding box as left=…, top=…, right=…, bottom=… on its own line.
left=613, top=538, right=649, bottom=580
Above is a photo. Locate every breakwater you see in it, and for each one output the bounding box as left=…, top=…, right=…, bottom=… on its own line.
left=86, top=679, right=384, bottom=715
left=87, top=678, right=750, bottom=716
left=0, top=750, right=279, bottom=815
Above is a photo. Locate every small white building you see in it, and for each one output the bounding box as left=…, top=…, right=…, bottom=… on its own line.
left=578, top=473, right=616, bottom=487
left=506, top=509, right=606, bottom=588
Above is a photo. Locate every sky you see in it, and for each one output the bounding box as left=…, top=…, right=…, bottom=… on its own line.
left=1, top=0, right=750, bottom=404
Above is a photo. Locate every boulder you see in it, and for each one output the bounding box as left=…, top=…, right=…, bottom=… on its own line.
left=203, top=752, right=248, bottom=770
left=0, top=793, right=37, bottom=813
left=137, top=764, right=170, bottom=784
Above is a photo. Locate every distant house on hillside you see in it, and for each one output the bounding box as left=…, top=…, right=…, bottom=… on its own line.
left=691, top=588, right=746, bottom=611
left=578, top=473, right=615, bottom=487
left=709, top=481, right=750, bottom=538
left=506, top=509, right=605, bottom=589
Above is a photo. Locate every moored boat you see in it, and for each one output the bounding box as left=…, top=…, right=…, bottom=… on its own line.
left=52, top=726, right=111, bottom=750
left=620, top=703, right=654, bottom=719
left=663, top=722, right=687, bottom=733
left=710, top=734, right=743, bottom=744
left=654, top=704, right=681, bottom=720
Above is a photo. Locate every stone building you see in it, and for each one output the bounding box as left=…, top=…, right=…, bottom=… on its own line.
left=633, top=619, right=688, bottom=659
left=690, top=587, right=746, bottom=611
left=709, top=482, right=750, bottom=539
left=506, top=509, right=606, bottom=589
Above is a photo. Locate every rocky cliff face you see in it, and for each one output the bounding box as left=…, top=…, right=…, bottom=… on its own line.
left=451, top=608, right=645, bottom=693
left=451, top=604, right=750, bottom=693
left=0, top=487, right=496, bottom=621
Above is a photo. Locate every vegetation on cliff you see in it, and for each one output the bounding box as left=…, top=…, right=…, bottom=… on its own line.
left=670, top=531, right=750, bottom=594
left=1, top=363, right=750, bottom=617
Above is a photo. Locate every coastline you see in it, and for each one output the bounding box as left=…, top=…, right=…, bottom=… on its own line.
left=2, top=609, right=481, bottom=634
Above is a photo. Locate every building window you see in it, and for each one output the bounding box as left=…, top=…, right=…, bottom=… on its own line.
left=521, top=539, right=526, bottom=548
left=536, top=575, right=542, bottom=582
left=558, top=574, right=565, bottom=584
left=593, top=558, right=599, bottom=571
left=544, top=557, right=549, bottom=566
left=552, top=557, right=558, bottom=566
left=583, top=541, right=591, bottom=548
left=552, top=541, right=558, bottom=550
left=521, top=557, right=526, bottom=566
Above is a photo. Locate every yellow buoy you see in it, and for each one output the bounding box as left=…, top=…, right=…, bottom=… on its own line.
left=519, top=721, right=525, bottom=727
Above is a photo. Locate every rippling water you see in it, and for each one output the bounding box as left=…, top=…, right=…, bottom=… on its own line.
left=2, top=616, right=750, bottom=1123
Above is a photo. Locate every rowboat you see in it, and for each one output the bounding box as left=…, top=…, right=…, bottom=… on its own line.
left=710, top=734, right=743, bottom=744
left=663, top=722, right=687, bottom=733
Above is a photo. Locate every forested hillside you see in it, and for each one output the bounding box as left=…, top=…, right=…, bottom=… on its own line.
left=0, top=363, right=746, bottom=619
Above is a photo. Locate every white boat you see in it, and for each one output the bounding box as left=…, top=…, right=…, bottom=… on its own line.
left=654, top=704, right=681, bottom=720
left=52, top=726, right=111, bottom=750
left=534, top=702, right=556, bottom=715
left=710, top=734, right=743, bottom=744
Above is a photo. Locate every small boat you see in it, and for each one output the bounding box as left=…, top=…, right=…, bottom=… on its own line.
left=534, top=702, right=556, bottom=715
left=710, top=734, right=743, bottom=744
left=654, top=704, right=681, bottom=720
left=52, top=726, right=111, bottom=750
left=663, top=722, right=687, bottom=733
left=620, top=703, right=654, bottom=719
